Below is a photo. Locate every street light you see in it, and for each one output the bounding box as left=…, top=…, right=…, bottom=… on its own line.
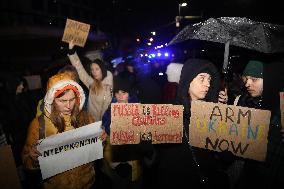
left=177, top=2, right=187, bottom=27
left=178, top=2, right=187, bottom=16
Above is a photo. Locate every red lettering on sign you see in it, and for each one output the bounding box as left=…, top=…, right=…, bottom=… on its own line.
left=153, top=131, right=182, bottom=143
left=113, top=104, right=139, bottom=117
left=132, top=115, right=166, bottom=126
left=112, top=130, right=135, bottom=144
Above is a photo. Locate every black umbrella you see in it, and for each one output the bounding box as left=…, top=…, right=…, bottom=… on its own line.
left=169, top=17, right=284, bottom=73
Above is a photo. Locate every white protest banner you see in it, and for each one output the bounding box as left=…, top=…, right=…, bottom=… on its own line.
left=189, top=101, right=271, bottom=161
left=38, top=121, right=103, bottom=179
left=110, top=103, right=183, bottom=145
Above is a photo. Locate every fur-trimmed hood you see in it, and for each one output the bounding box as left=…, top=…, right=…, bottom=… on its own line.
left=44, top=73, right=86, bottom=114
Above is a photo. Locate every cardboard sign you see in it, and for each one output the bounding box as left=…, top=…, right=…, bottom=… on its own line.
left=0, top=145, right=22, bottom=189
left=189, top=101, right=271, bottom=161
left=24, top=75, right=42, bottom=90
left=62, top=18, right=90, bottom=47
left=110, top=103, right=183, bottom=144
left=38, top=121, right=103, bottom=179
left=280, top=92, right=284, bottom=127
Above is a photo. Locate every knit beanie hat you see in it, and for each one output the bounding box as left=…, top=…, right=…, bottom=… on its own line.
left=243, top=60, right=264, bottom=78
left=44, top=73, right=85, bottom=114
left=113, top=76, right=131, bottom=94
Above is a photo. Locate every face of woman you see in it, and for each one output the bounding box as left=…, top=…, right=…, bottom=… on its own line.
left=54, top=90, right=76, bottom=115
left=188, top=73, right=211, bottom=101
left=115, top=90, right=129, bottom=103
left=90, top=63, right=103, bottom=80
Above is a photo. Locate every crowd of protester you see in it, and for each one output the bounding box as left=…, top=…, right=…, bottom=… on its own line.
left=0, top=40, right=283, bottom=189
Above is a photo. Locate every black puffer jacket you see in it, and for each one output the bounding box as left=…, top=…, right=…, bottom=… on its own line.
left=154, top=59, right=229, bottom=189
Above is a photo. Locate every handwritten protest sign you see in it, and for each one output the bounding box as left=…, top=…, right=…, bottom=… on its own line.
left=280, top=92, right=284, bottom=127
left=62, top=18, right=90, bottom=47
left=110, top=103, right=183, bottom=144
left=189, top=101, right=271, bottom=161
left=38, top=121, right=103, bottom=179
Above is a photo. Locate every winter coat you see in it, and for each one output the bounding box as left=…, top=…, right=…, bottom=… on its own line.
left=237, top=60, right=284, bottom=188
left=68, top=52, right=113, bottom=121
left=22, top=111, right=96, bottom=189
left=155, top=59, right=230, bottom=189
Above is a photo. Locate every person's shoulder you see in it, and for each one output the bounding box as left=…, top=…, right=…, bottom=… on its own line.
left=107, top=70, right=113, bottom=77
left=103, top=71, right=113, bottom=85
left=26, top=117, right=40, bottom=134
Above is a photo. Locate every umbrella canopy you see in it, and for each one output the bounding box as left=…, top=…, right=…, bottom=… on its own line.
left=169, top=17, right=284, bottom=53
left=169, top=17, right=284, bottom=73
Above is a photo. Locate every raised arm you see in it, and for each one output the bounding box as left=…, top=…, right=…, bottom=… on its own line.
left=67, top=41, right=94, bottom=88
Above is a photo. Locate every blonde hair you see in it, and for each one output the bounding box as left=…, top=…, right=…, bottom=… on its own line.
left=90, top=79, right=103, bottom=95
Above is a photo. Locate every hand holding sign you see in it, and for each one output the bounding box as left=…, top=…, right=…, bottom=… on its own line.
left=29, top=144, right=42, bottom=167
left=69, top=39, right=75, bottom=50
left=99, top=128, right=107, bottom=142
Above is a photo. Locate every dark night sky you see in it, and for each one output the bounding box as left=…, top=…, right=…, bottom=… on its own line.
left=1, top=0, right=283, bottom=71
left=97, top=0, right=283, bottom=35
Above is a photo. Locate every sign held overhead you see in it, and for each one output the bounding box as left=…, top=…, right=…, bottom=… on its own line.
left=62, top=18, right=90, bottom=47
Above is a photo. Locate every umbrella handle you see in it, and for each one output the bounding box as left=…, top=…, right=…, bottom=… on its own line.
left=222, top=40, right=230, bottom=74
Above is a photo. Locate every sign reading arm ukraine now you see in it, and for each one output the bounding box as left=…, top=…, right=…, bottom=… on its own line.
left=189, top=101, right=271, bottom=161
left=37, top=121, right=103, bottom=179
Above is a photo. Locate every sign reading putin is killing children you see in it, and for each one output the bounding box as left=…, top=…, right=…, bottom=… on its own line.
left=110, top=103, right=183, bottom=145
left=189, top=101, right=271, bottom=161
left=62, top=18, right=90, bottom=47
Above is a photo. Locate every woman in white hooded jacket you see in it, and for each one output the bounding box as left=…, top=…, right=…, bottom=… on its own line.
left=67, top=41, right=113, bottom=121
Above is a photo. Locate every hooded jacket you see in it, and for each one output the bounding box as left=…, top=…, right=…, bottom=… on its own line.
left=155, top=59, right=226, bottom=189
left=22, top=112, right=96, bottom=189
left=22, top=73, right=96, bottom=189
left=176, top=58, right=220, bottom=125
